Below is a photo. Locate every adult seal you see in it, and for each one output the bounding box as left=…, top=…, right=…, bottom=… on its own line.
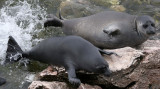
left=5, top=36, right=111, bottom=86
left=44, top=11, right=156, bottom=49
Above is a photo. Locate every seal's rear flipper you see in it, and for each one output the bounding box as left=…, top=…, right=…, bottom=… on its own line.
left=5, top=36, right=23, bottom=63
left=98, top=48, right=120, bottom=57
left=44, top=15, right=63, bottom=27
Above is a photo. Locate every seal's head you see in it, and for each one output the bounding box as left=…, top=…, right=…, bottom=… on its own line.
left=135, top=15, right=156, bottom=36
left=96, top=64, right=112, bottom=77
left=93, top=57, right=111, bottom=77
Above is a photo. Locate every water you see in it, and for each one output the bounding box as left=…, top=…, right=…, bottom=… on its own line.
left=0, top=0, right=46, bottom=64
left=0, top=0, right=47, bottom=88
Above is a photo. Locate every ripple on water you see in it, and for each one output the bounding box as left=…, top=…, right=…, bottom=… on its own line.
left=0, top=0, right=46, bottom=89
left=0, top=0, right=46, bottom=64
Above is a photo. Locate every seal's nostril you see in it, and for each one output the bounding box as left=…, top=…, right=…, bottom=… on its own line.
left=147, top=30, right=156, bottom=35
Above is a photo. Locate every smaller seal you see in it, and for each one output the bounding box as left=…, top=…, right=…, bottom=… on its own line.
left=5, top=36, right=111, bottom=86
left=0, top=77, right=6, bottom=86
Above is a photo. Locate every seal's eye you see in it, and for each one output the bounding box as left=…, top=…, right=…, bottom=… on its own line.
left=143, top=24, right=148, bottom=28
left=151, top=23, right=155, bottom=27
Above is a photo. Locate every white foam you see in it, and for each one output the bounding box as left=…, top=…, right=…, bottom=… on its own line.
left=0, top=0, right=46, bottom=64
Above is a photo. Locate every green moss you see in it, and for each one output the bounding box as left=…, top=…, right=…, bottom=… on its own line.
left=33, top=27, right=64, bottom=40
left=89, top=0, right=111, bottom=7
left=38, top=0, right=64, bottom=14
left=27, top=60, right=48, bottom=72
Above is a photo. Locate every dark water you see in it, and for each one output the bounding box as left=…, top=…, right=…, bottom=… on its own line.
left=0, top=0, right=160, bottom=89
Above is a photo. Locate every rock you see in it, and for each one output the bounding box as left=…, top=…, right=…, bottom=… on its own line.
left=89, top=0, right=120, bottom=6
left=38, top=66, right=58, bottom=78
left=28, top=81, right=102, bottom=89
left=108, top=0, right=120, bottom=5
left=104, top=47, right=143, bottom=71
left=110, top=5, right=126, bottom=12
left=106, top=48, right=160, bottom=89
left=38, top=0, right=62, bottom=14
left=142, top=40, right=160, bottom=47
left=127, top=49, right=160, bottom=89
left=151, top=0, right=160, bottom=6
left=0, top=77, right=6, bottom=86
left=28, top=81, right=69, bottom=89
left=78, top=84, right=102, bottom=89
left=59, top=0, right=104, bottom=18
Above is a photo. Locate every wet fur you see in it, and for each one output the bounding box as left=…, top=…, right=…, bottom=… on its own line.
left=6, top=36, right=111, bottom=86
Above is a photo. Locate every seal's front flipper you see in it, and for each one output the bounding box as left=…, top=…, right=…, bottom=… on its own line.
left=67, top=65, right=81, bottom=87
left=98, top=48, right=120, bottom=57
left=5, top=36, right=23, bottom=63
left=0, top=77, right=6, bottom=86
left=44, top=15, right=63, bottom=27
left=103, top=25, right=120, bottom=37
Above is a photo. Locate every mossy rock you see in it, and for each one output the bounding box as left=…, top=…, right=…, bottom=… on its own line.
left=34, top=27, right=64, bottom=39
left=27, top=60, right=48, bottom=72
left=89, top=0, right=120, bottom=7
left=59, top=0, right=104, bottom=18
left=110, top=5, right=126, bottom=12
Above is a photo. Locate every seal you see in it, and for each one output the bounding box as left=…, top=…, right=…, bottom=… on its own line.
left=5, top=36, right=111, bottom=86
left=44, top=11, right=156, bottom=49
left=0, top=77, right=6, bottom=86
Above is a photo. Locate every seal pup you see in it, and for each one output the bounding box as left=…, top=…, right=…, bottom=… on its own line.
left=0, top=77, right=6, bottom=86
left=44, top=11, right=156, bottom=49
left=5, top=36, right=111, bottom=86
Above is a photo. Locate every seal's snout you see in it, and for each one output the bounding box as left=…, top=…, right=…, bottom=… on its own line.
left=147, top=29, right=156, bottom=35
left=104, top=67, right=112, bottom=77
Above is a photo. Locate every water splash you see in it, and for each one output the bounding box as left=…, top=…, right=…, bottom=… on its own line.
left=0, top=0, right=46, bottom=64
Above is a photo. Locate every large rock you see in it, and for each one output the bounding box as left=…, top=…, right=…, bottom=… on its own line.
left=28, top=81, right=102, bottom=89
left=28, top=40, right=160, bottom=89
left=28, top=81, right=69, bottom=89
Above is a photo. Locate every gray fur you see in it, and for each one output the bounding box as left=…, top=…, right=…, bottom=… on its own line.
left=44, top=11, right=156, bottom=49
left=6, top=36, right=111, bottom=86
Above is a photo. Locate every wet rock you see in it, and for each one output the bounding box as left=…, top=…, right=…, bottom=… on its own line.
left=38, top=0, right=62, bottom=14
left=0, top=77, right=6, bottom=86
left=108, top=0, right=120, bottom=5
left=110, top=5, right=126, bottom=12
left=28, top=81, right=69, bottom=89
left=89, top=0, right=120, bottom=7
left=59, top=0, right=104, bottom=18
left=104, top=47, right=143, bottom=71
left=21, top=81, right=31, bottom=89
left=0, top=64, right=35, bottom=89
left=28, top=81, right=102, bottom=89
